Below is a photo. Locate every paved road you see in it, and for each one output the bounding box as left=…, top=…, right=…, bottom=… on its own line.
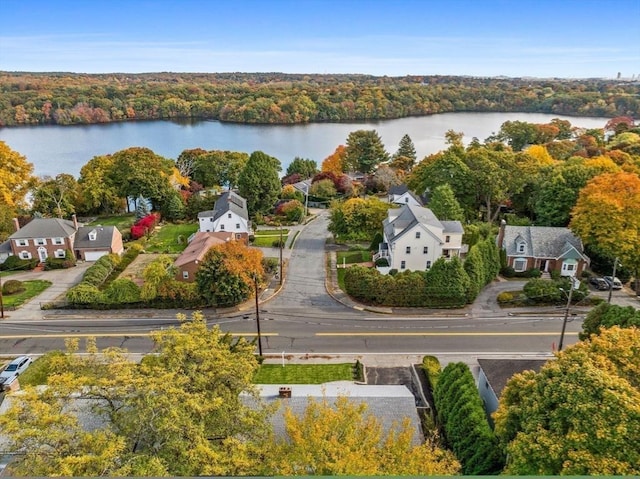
left=0, top=211, right=636, bottom=357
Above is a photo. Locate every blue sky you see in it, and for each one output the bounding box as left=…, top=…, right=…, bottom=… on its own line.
left=1, top=0, right=638, bottom=78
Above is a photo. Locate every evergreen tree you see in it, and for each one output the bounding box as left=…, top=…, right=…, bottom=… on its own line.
left=428, top=184, right=465, bottom=221
left=237, top=151, right=282, bottom=215
left=344, top=130, right=389, bottom=173
left=393, top=134, right=417, bottom=165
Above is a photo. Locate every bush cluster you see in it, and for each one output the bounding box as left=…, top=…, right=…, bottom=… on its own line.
left=522, top=277, right=588, bottom=304
left=344, top=239, right=499, bottom=308
left=500, top=266, right=541, bottom=278
left=2, top=279, right=25, bottom=295
left=0, top=255, right=38, bottom=272
left=44, top=250, right=76, bottom=270
left=421, top=355, right=441, bottom=391
left=131, top=213, right=160, bottom=240
left=433, top=362, right=504, bottom=475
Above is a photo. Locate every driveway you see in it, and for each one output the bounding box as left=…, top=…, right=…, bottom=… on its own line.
left=2, top=262, right=91, bottom=321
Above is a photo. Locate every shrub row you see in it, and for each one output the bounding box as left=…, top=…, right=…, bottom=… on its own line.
left=500, top=266, right=541, bottom=278
left=0, top=255, right=38, bottom=272
left=344, top=239, right=500, bottom=308
left=66, top=244, right=143, bottom=305
left=421, top=355, right=442, bottom=391
left=433, top=362, right=505, bottom=475
left=522, top=277, right=588, bottom=304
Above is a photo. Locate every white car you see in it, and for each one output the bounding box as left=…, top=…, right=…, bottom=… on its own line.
left=0, top=356, right=33, bottom=387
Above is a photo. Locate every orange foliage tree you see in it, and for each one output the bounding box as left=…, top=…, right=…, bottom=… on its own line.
left=570, top=171, right=640, bottom=269
left=321, top=145, right=347, bottom=174
left=195, top=240, right=264, bottom=307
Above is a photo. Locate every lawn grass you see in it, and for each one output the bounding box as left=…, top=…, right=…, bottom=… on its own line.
left=337, top=268, right=347, bottom=290
left=253, top=363, right=355, bottom=384
left=2, top=280, right=52, bottom=308
left=145, top=223, right=199, bottom=253
left=337, top=250, right=372, bottom=264
left=254, top=229, right=290, bottom=236
left=252, top=229, right=290, bottom=247
left=87, top=214, right=135, bottom=230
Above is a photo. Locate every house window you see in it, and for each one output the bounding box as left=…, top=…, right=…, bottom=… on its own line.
left=415, top=232, right=421, bottom=239
left=513, top=258, right=527, bottom=272
left=517, top=242, right=526, bottom=253
left=228, top=213, right=232, bottom=218
left=16, top=239, right=28, bottom=246
left=426, top=261, right=431, bottom=269
left=19, top=251, right=31, bottom=260
left=53, top=237, right=63, bottom=245
left=423, top=246, right=428, bottom=254
left=404, top=197, right=409, bottom=203
left=445, top=235, right=450, bottom=243
left=236, top=223, right=240, bottom=229
left=35, top=238, right=46, bottom=246
left=54, top=249, right=66, bottom=258
left=400, top=261, right=406, bottom=270
left=88, top=230, right=97, bottom=241
left=182, top=271, right=189, bottom=279
left=235, top=233, right=242, bottom=240
left=210, top=218, right=213, bottom=222
left=406, top=246, right=411, bottom=254
left=220, top=224, right=225, bottom=230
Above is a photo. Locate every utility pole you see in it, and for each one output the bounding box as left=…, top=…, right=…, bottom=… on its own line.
left=254, top=275, right=263, bottom=356
left=558, top=284, right=574, bottom=352
left=0, top=274, right=4, bottom=319
left=607, top=256, right=619, bottom=304
left=279, top=224, right=283, bottom=285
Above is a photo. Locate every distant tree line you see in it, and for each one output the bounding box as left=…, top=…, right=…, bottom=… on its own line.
left=0, top=72, right=638, bottom=127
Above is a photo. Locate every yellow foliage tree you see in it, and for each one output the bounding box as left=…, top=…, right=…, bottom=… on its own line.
left=270, top=395, right=460, bottom=475
left=0, top=141, right=35, bottom=208
left=321, top=144, right=347, bottom=174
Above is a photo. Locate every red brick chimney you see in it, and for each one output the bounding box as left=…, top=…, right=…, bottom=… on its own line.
left=72, top=214, right=78, bottom=230
left=12, top=218, right=20, bottom=232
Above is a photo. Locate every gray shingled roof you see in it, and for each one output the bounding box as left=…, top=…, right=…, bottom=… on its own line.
left=384, top=204, right=462, bottom=244
left=74, top=226, right=117, bottom=250
left=0, top=240, right=11, bottom=254
left=199, top=191, right=248, bottom=221
left=388, top=184, right=409, bottom=196
left=478, top=359, right=549, bottom=398
left=8, top=218, right=76, bottom=240
left=502, top=226, right=586, bottom=259
left=249, top=382, right=423, bottom=445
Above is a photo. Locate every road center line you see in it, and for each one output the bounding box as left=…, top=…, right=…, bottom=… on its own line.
left=316, top=332, right=578, bottom=337
left=0, top=332, right=278, bottom=339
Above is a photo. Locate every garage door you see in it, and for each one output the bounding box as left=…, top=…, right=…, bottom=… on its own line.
left=84, top=251, right=108, bottom=261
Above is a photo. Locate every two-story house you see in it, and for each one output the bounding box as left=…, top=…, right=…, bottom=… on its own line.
left=388, top=184, right=424, bottom=207
left=7, top=217, right=78, bottom=263
left=198, top=191, right=250, bottom=243
left=373, top=204, right=464, bottom=272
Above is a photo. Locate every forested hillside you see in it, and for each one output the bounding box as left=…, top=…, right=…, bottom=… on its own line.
left=1, top=72, right=638, bottom=126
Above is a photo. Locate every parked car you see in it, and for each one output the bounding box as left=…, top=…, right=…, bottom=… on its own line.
left=589, top=277, right=609, bottom=290
left=603, top=276, right=623, bottom=290
left=0, top=355, right=32, bottom=387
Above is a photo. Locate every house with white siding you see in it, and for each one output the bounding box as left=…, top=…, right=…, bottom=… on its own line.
left=374, top=204, right=464, bottom=272
left=198, top=191, right=250, bottom=243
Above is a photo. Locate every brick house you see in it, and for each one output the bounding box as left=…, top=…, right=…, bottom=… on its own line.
left=173, top=231, right=234, bottom=282
left=7, top=217, right=79, bottom=263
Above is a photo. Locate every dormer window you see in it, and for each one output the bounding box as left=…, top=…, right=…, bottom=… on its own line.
left=517, top=241, right=526, bottom=253
left=88, top=229, right=97, bottom=241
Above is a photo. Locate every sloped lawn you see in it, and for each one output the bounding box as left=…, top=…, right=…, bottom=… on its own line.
left=2, top=280, right=52, bottom=308
left=145, top=223, right=199, bottom=253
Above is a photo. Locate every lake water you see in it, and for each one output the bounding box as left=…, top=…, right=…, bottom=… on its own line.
left=0, top=112, right=610, bottom=178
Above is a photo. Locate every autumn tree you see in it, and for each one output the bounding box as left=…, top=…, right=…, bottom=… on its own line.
left=196, top=240, right=265, bottom=307
left=0, top=141, right=35, bottom=209
left=30, top=173, right=79, bottom=218
left=344, top=129, right=389, bottom=173
left=237, top=150, right=282, bottom=215
left=270, top=395, right=460, bottom=476
left=321, top=144, right=347, bottom=174
left=77, top=155, right=123, bottom=214
left=570, top=171, right=640, bottom=271
left=107, top=147, right=175, bottom=211
left=328, top=197, right=389, bottom=241
left=0, top=314, right=273, bottom=476
left=494, top=326, right=640, bottom=475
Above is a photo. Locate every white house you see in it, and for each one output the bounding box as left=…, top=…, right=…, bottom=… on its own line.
left=373, top=204, right=464, bottom=272
left=388, top=184, right=423, bottom=207
left=197, top=191, right=250, bottom=242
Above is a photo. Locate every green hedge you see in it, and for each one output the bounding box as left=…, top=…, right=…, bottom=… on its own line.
left=421, top=355, right=441, bottom=390
left=433, top=362, right=505, bottom=475
left=343, top=240, right=500, bottom=308
left=0, top=255, right=38, bottom=271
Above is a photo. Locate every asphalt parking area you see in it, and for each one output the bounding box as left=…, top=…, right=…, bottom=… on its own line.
left=366, top=366, right=431, bottom=408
